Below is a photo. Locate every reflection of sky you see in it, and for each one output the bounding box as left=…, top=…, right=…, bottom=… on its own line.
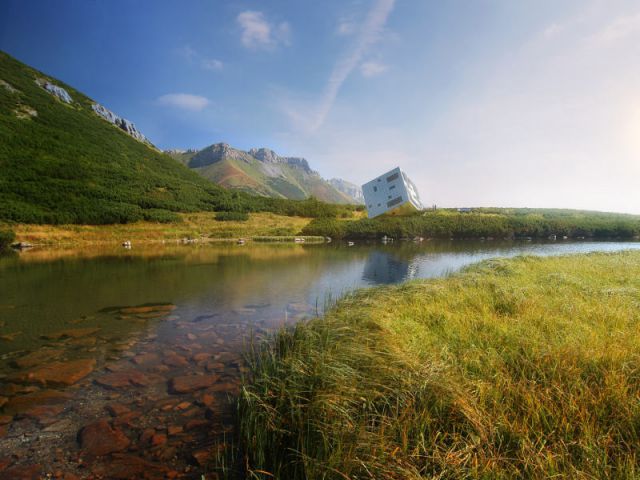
left=303, top=241, right=640, bottom=314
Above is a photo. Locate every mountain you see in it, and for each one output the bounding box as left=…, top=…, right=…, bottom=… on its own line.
left=1, top=51, right=345, bottom=225
left=328, top=178, right=364, bottom=204
left=167, top=143, right=358, bottom=204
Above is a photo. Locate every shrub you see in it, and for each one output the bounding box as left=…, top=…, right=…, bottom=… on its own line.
left=0, top=229, right=16, bottom=251
left=215, top=211, right=249, bottom=222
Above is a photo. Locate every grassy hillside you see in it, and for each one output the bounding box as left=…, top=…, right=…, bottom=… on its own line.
left=168, top=144, right=354, bottom=204
left=302, top=208, right=640, bottom=239
left=0, top=51, right=353, bottom=224
left=234, top=251, right=640, bottom=479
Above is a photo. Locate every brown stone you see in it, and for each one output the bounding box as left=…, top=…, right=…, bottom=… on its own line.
left=119, top=304, right=176, bottom=315
left=150, top=433, right=167, bottom=446
left=11, top=349, right=63, bottom=369
left=162, top=353, right=189, bottom=368
left=167, top=425, right=183, bottom=436
left=192, top=448, right=214, bottom=467
left=20, top=404, right=64, bottom=423
left=41, top=327, right=100, bottom=340
left=192, top=352, right=211, bottom=363
left=105, top=403, right=131, bottom=417
left=131, top=352, right=160, bottom=365
left=0, top=416, right=12, bottom=426
left=79, top=419, right=130, bottom=456
left=4, top=390, right=72, bottom=414
left=9, top=359, right=96, bottom=387
left=0, top=464, right=42, bottom=480
left=94, top=370, right=155, bottom=390
left=91, top=453, right=169, bottom=479
left=0, top=332, right=21, bottom=342
left=140, top=428, right=156, bottom=444
left=184, top=419, right=209, bottom=431
left=199, top=393, right=215, bottom=407
left=174, top=401, right=191, bottom=411
left=169, top=375, right=218, bottom=394
left=0, top=383, right=39, bottom=397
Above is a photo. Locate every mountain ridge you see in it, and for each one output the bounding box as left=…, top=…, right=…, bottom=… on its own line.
left=166, top=143, right=363, bottom=204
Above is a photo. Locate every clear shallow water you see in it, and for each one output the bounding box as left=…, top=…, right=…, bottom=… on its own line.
left=1, top=239, right=640, bottom=359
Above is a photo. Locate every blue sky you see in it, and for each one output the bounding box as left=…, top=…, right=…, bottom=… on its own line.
left=1, top=0, right=639, bottom=213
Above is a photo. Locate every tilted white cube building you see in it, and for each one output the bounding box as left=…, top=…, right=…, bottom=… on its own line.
left=362, top=167, right=423, bottom=219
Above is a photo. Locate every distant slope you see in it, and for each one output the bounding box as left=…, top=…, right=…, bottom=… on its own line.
left=166, top=143, right=358, bottom=204
left=328, top=178, right=364, bottom=204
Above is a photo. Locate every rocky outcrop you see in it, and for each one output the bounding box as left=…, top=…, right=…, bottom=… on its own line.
left=329, top=178, right=365, bottom=204
left=91, top=103, right=150, bottom=144
left=35, top=79, right=72, bottom=103
left=188, top=143, right=255, bottom=168
left=249, top=147, right=315, bottom=174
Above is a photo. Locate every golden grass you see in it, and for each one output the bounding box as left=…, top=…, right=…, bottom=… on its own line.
left=7, top=212, right=313, bottom=245
left=234, top=251, right=640, bottom=479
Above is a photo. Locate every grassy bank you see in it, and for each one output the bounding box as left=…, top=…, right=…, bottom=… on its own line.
left=235, top=251, right=640, bottom=479
left=302, top=208, right=640, bottom=240
left=6, top=212, right=314, bottom=246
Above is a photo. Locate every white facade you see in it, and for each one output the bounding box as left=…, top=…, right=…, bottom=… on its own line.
left=361, top=167, right=423, bottom=218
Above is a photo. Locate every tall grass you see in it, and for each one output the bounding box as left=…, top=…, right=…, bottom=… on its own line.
left=234, top=251, right=640, bottom=479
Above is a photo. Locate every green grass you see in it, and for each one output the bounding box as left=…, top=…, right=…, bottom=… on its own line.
left=302, top=208, right=640, bottom=240
left=234, top=251, right=640, bottom=479
left=0, top=51, right=355, bottom=225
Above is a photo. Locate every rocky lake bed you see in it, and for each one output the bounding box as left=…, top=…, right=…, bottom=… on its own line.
left=0, top=301, right=279, bottom=479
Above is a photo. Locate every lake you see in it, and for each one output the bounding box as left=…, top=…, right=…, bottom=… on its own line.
left=0, top=239, right=639, bottom=478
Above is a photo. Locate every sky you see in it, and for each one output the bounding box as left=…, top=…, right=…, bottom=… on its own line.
left=1, top=0, right=639, bottom=213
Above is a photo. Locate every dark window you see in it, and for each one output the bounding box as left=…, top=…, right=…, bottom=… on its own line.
left=377, top=178, right=381, bottom=182
left=386, top=173, right=399, bottom=182
left=368, top=204, right=372, bottom=208
left=388, top=195, right=392, bottom=199
left=377, top=203, right=381, bottom=207
left=373, top=186, right=377, bottom=192
left=389, top=185, right=396, bottom=190
left=387, top=196, right=403, bottom=208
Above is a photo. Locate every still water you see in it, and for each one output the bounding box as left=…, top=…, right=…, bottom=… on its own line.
left=1, top=239, right=640, bottom=359
left=0, top=240, right=639, bottom=477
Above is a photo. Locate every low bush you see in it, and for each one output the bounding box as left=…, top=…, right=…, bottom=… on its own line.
left=215, top=211, right=249, bottom=222
left=0, top=229, right=15, bottom=250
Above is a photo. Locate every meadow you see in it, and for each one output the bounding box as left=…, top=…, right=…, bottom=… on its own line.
left=302, top=208, right=640, bottom=240
left=234, top=251, right=640, bottom=479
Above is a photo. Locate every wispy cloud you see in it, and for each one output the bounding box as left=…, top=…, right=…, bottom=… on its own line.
left=360, top=61, right=388, bottom=77
left=201, top=58, right=224, bottom=71
left=336, top=19, right=356, bottom=36
left=285, top=0, right=395, bottom=132
left=157, top=93, right=210, bottom=111
left=175, top=45, right=223, bottom=72
left=237, top=11, right=291, bottom=50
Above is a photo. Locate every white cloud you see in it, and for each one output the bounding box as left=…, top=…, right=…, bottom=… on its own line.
left=360, top=61, right=388, bottom=77
left=201, top=58, right=224, bottom=71
left=157, top=93, right=210, bottom=111
left=237, top=11, right=291, bottom=50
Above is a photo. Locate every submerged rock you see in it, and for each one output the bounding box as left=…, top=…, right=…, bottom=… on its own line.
left=41, top=327, right=100, bottom=340
left=10, top=359, right=96, bottom=387
left=79, top=419, right=131, bottom=456
left=168, top=375, right=219, bottom=394
left=4, top=389, right=72, bottom=414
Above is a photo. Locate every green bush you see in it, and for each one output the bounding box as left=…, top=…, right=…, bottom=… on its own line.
left=215, top=211, right=249, bottom=222
left=0, top=229, right=15, bottom=251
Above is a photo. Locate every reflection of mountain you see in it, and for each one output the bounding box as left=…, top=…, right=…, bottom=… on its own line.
left=362, top=250, right=419, bottom=284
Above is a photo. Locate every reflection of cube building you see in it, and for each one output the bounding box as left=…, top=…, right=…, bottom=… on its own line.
left=362, top=167, right=423, bottom=219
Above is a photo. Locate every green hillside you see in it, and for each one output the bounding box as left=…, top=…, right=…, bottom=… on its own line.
left=167, top=143, right=355, bottom=204
left=0, top=51, right=350, bottom=224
